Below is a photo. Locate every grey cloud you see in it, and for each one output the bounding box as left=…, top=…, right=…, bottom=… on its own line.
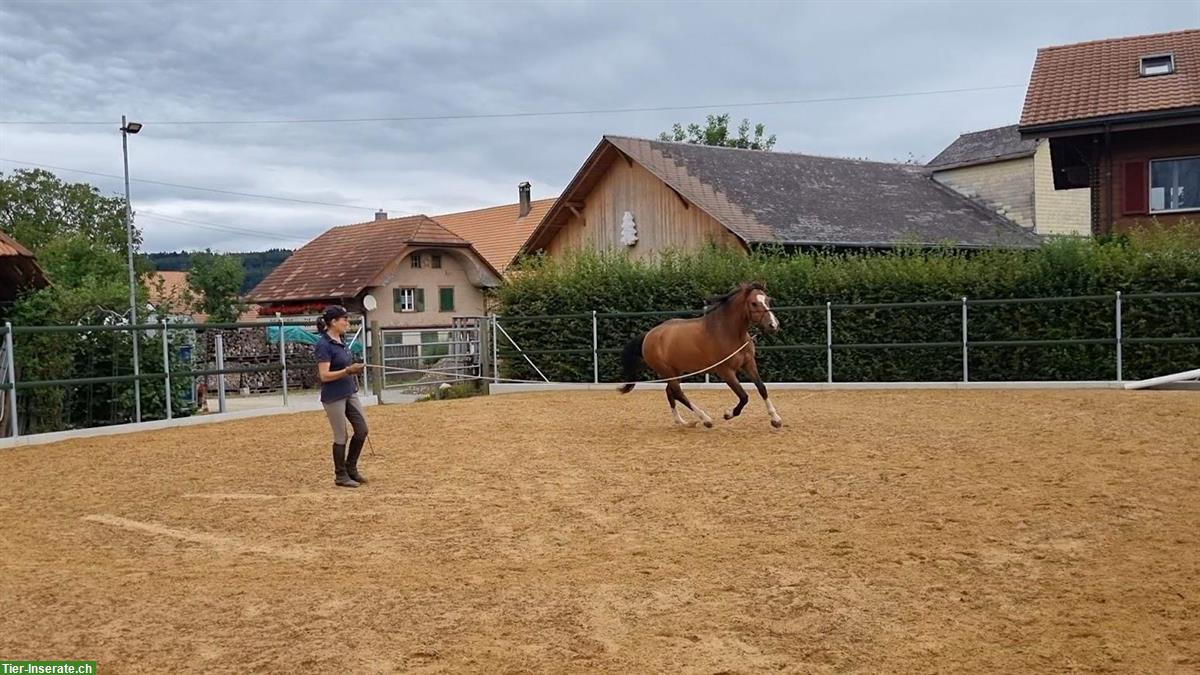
left=1, top=0, right=1194, bottom=252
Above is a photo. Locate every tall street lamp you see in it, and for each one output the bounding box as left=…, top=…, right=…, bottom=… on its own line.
left=121, top=115, right=143, bottom=423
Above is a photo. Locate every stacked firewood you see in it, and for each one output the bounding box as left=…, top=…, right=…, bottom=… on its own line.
left=198, top=328, right=321, bottom=393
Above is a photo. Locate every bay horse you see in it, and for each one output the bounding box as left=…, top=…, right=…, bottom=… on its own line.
left=618, top=282, right=783, bottom=428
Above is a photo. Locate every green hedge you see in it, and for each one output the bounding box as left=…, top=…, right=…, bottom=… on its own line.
left=494, top=226, right=1200, bottom=383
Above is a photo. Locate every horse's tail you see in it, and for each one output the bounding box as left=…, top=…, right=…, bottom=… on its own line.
left=617, top=332, right=646, bottom=394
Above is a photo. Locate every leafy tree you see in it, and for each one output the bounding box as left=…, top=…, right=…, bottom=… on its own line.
left=659, top=114, right=777, bottom=151
left=1, top=169, right=194, bottom=432
left=187, top=249, right=246, bottom=322
left=0, top=168, right=136, bottom=256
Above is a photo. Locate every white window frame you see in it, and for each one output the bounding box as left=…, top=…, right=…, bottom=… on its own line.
left=397, top=287, right=415, bottom=312
left=1149, top=155, right=1200, bottom=214
left=411, top=254, right=422, bottom=269
left=1139, top=53, right=1175, bottom=77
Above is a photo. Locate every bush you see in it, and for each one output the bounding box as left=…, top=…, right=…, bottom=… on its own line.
left=495, top=225, right=1200, bottom=383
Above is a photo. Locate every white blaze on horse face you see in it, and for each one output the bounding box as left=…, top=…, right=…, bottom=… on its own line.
left=755, top=292, right=780, bottom=332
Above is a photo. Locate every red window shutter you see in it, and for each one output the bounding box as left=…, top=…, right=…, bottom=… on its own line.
left=1122, top=160, right=1148, bottom=215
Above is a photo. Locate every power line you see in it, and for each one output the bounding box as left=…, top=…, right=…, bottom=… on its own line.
left=139, top=210, right=317, bottom=242
left=0, top=84, right=1024, bottom=126
left=0, top=158, right=383, bottom=212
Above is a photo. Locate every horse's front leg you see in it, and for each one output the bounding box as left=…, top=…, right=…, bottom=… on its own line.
left=717, top=367, right=749, bottom=420
left=743, top=359, right=781, bottom=428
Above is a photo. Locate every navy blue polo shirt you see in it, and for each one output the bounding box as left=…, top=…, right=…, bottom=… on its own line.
left=314, top=332, right=358, bottom=403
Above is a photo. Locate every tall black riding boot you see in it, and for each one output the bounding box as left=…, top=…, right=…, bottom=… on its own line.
left=346, top=436, right=368, bottom=484
left=331, top=443, right=359, bottom=488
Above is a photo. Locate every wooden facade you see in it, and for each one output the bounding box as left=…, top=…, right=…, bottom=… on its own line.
left=525, top=140, right=753, bottom=262
left=546, top=158, right=746, bottom=259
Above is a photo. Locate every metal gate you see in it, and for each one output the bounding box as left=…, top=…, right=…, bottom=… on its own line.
left=380, top=316, right=483, bottom=392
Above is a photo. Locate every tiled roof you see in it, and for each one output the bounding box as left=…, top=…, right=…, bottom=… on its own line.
left=147, top=271, right=190, bottom=305
left=527, top=136, right=1040, bottom=252
left=927, top=124, right=1038, bottom=170
left=0, top=230, right=49, bottom=301
left=432, top=198, right=555, bottom=272
left=147, top=270, right=206, bottom=320
left=1020, top=28, right=1200, bottom=129
left=247, top=215, right=483, bottom=303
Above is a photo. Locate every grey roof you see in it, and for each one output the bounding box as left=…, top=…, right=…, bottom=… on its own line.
left=926, top=124, right=1039, bottom=170
left=600, top=136, right=1041, bottom=249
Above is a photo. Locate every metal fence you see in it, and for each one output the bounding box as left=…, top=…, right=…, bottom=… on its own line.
left=489, top=291, right=1200, bottom=384
left=0, top=317, right=335, bottom=439
left=380, top=319, right=484, bottom=390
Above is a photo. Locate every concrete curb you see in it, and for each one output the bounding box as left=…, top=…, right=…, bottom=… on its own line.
left=489, top=381, right=1129, bottom=394
left=0, top=396, right=380, bottom=450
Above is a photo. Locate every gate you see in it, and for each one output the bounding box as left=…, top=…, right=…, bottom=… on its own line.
left=380, top=316, right=483, bottom=392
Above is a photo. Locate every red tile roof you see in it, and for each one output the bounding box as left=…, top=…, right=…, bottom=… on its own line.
left=0, top=230, right=35, bottom=258
left=147, top=270, right=206, bottom=321
left=247, top=215, right=485, bottom=303
left=432, top=198, right=555, bottom=272
left=0, top=230, right=49, bottom=300
left=1020, top=28, right=1200, bottom=129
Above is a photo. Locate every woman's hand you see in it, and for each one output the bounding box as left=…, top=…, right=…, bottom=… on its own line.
left=347, top=363, right=365, bottom=375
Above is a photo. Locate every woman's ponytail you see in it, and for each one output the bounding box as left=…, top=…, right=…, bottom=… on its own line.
left=316, top=316, right=328, bottom=333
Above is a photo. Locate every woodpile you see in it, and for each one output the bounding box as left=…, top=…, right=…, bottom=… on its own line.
left=199, top=328, right=321, bottom=393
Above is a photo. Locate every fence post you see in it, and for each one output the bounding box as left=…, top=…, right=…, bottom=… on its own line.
left=161, top=321, right=172, bottom=421
left=370, top=320, right=383, bottom=404
left=215, top=333, right=227, bottom=414
left=131, top=323, right=142, bottom=424
left=592, top=310, right=599, bottom=384
left=1115, top=291, right=1123, bottom=382
left=276, top=313, right=289, bottom=406
left=4, top=321, right=17, bottom=438
left=490, top=313, right=499, bottom=383
left=962, top=296, right=969, bottom=383
left=825, top=302, right=833, bottom=383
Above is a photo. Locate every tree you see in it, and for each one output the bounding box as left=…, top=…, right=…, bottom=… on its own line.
left=187, top=249, right=246, bottom=323
left=0, top=169, right=185, bottom=432
left=659, top=113, right=777, bottom=151
left=0, top=168, right=136, bottom=256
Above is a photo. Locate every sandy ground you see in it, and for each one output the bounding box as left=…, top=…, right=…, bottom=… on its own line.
left=0, top=389, right=1197, bottom=673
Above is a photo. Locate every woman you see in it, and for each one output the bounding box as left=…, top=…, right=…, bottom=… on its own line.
left=314, top=305, right=369, bottom=488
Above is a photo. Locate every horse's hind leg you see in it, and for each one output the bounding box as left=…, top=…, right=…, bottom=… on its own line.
left=744, top=359, right=782, bottom=428
left=665, top=385, right=693, bottom=427
left=668, top=379, right=713, bottom=428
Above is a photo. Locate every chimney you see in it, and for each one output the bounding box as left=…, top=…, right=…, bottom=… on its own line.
left=518, top=181, right=531, bottom=218
left=374, top=209, right=387, bottom=221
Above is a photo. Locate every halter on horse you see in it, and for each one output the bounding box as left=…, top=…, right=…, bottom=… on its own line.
left=618, top=282, right=783, bottom=428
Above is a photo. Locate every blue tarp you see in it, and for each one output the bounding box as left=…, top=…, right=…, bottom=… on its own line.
left=266, top=326, right=364, bottom=354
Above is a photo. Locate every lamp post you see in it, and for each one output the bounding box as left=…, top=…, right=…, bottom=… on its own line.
left=121, top=115, right=143, bottom=423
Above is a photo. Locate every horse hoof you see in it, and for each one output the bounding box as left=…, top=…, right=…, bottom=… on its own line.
left=771, top=418, right=783, bottom=429
left=723, top=411, right=734, bottom=420
left=703, top=420, right=714, bottom=428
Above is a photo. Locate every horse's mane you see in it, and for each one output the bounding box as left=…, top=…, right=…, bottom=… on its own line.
left=702, top=282, right=765, bottom=314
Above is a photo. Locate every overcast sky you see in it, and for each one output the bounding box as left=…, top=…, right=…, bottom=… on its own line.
left=1, top=0, right=1196, bottom=254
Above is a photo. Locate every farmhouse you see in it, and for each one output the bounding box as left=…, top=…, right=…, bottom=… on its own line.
left=1018, top=28, right=1200, bottom=235
left=518, top=135, right=1041, bottom=263
left=247, top=214, right=501, bottom=329
left=927, top=124, right=1090, bottom=237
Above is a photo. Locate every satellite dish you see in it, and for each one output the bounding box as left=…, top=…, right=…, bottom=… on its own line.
left=362, top=294, right=378, bottom=312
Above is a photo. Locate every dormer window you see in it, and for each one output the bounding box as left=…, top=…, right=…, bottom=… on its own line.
left=1140, top=53, right=1175, bottom=77
left=411, top=254, right=422, bottom=269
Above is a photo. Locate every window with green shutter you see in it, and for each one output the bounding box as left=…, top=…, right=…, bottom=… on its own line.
left=439, top=287, right=455, bottom=312
left=414, top=288, right=425, bottom=312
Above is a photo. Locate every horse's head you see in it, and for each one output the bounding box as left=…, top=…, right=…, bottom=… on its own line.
left=742, top=282, right=780, bottom=334
left=708, top=282, right=780, bottom=334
